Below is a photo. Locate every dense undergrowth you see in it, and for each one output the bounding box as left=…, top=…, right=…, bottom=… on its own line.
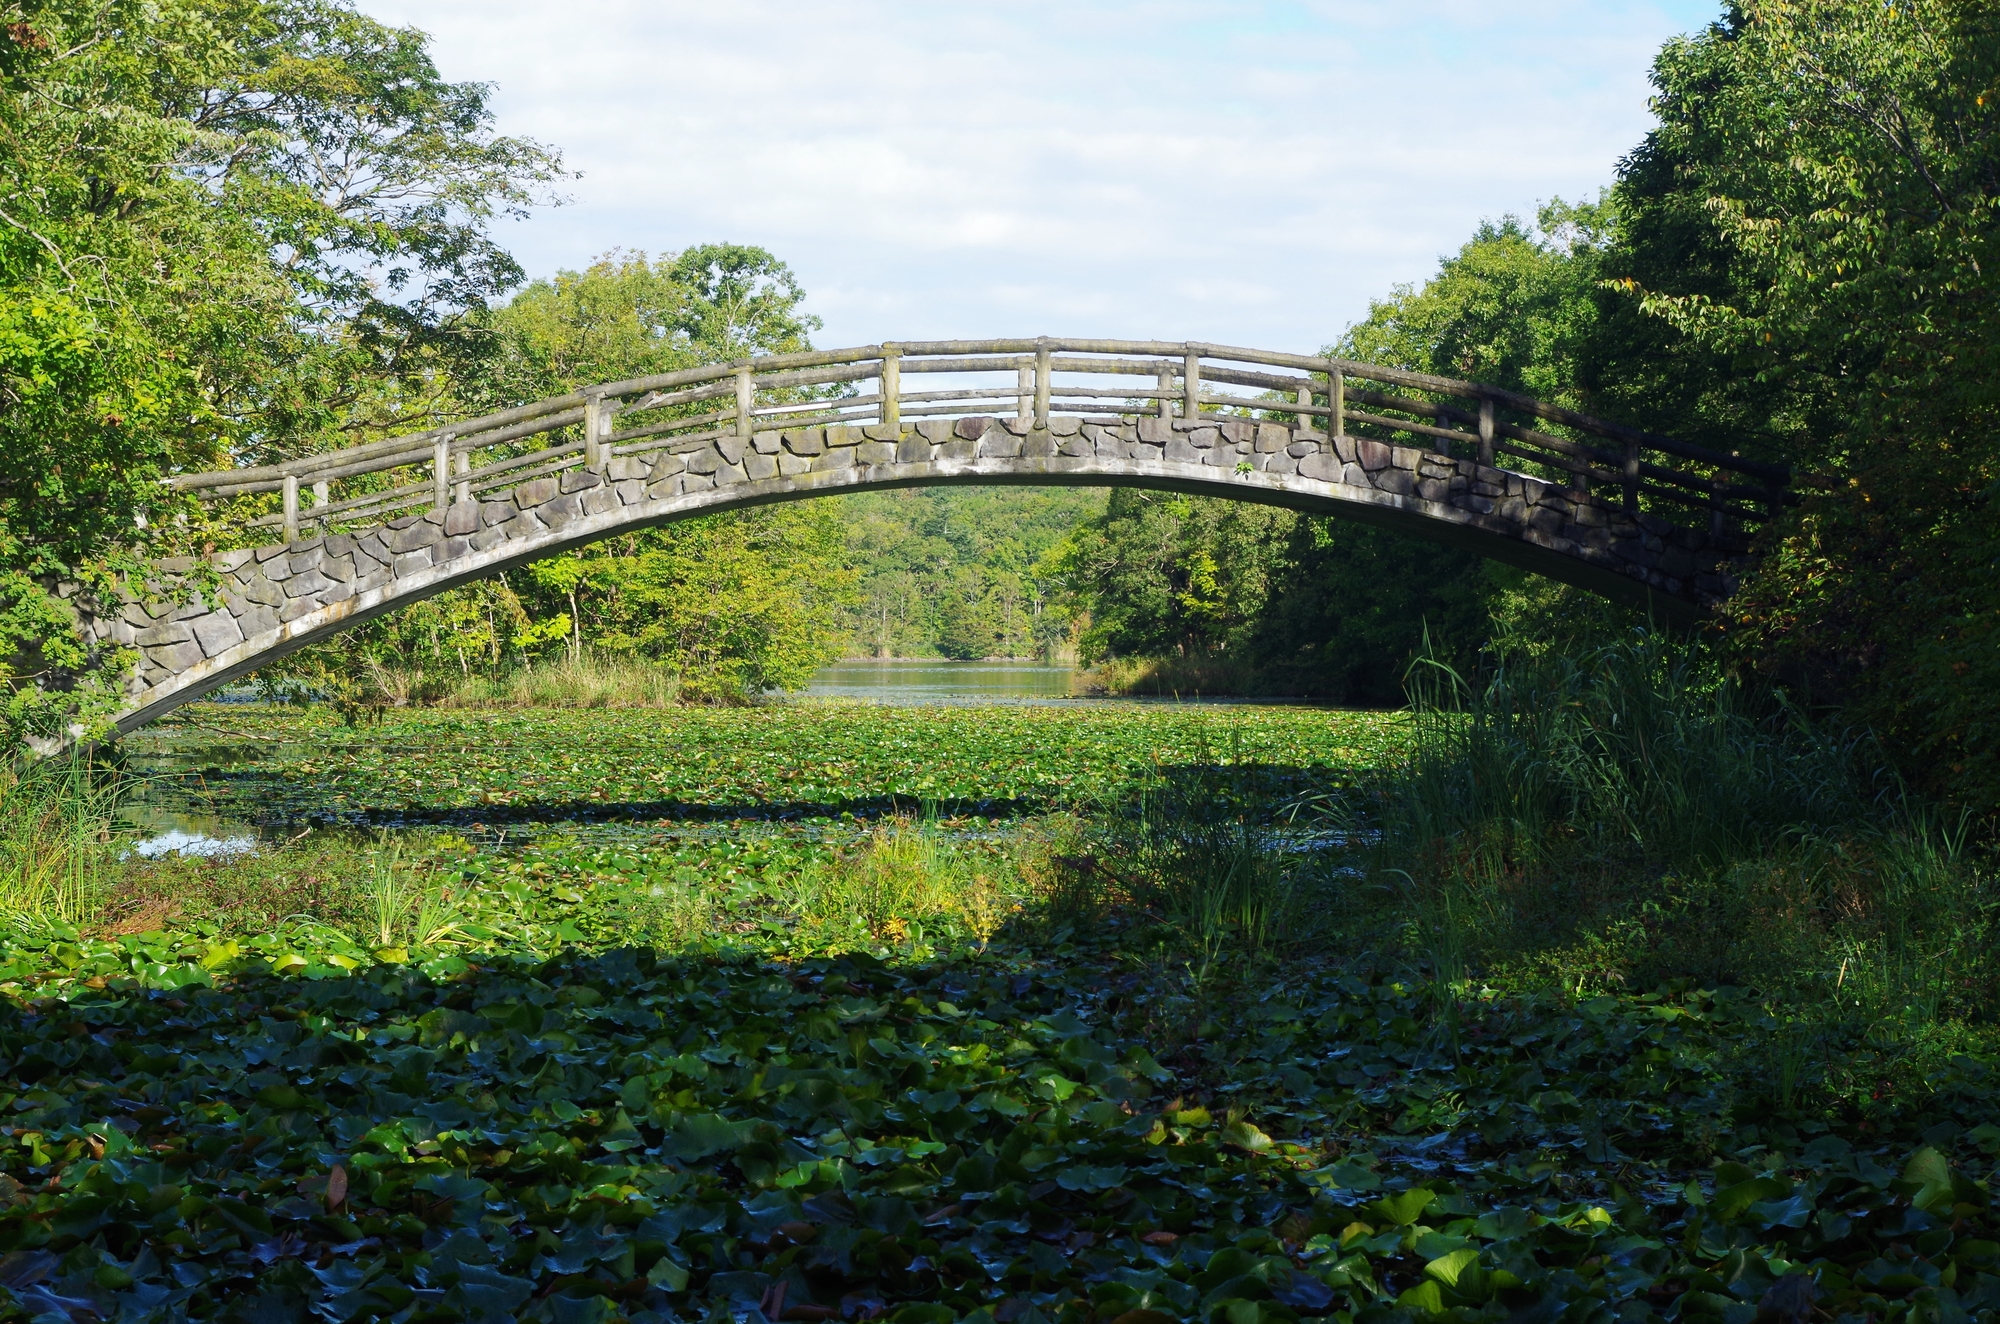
left=0, top=643, right=1995, bottom=1324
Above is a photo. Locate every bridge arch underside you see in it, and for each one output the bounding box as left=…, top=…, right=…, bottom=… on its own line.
left=98, top=418, right=1748, bottom=733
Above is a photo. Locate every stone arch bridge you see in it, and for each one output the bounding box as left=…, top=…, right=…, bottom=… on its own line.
left=91, top=338, right=1793, bottom=732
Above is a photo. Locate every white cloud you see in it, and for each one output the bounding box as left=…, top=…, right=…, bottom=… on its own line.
left=371, top=0, right=1723, bottom=352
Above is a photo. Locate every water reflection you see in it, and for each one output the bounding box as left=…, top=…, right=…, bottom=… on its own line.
left=804, top=659, right=1074, bottom=704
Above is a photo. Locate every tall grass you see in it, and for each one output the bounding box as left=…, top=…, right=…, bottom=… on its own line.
left=1366, top=627, right=1995, bottom=1026
left=788, top=815, right=1023, bottom=951
left=447, top=654, right=680, bottom=709
left=0, top=756, right=118, bottom=927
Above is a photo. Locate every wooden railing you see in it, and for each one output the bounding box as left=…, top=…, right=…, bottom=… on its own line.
left=164, top=339, right=1794, bottom=541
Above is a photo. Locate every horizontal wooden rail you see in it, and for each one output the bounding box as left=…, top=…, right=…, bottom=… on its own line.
left=169, top=337, right=1793, bottom=542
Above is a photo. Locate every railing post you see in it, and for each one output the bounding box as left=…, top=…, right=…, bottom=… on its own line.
left=880, top=346, right=901, bottom=429
left=311, top=480, right=329, bottom=526
left=1017, top=364, right=1032, bottom=425
left=452, top=451, right=470, bottom=505
left=1623, top=437, right=1640, bottom=515
left=1296, top=385, right=1315, bottom=436
left=1330, top=365, right=1345, bottom=438
left=1034, top=339, right=1052, bottom=429
left=583, top=395, right=608, bottom=471
left=1156, top=368, right=1172, bottom=420
left=432, top=434, right=452, bottom=513
left=1710, top=479, right=1727, bottom=538
left=1478, top=397, right=1495, bottom=468
left=735, top=367, right=754, bottom=441
left=282, top=474, right=299, bottom=543
left=1183, top=347, right=1201, bottom=420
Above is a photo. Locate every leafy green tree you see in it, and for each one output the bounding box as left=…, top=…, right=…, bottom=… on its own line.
left=1595, top=1, right=2000, bottom=810
left=0, top=0, right=565, bottom=740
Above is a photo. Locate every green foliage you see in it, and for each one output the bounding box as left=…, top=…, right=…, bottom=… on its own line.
left=1593, top=2, right=2000, bottom=813
left=833, top=487, right=1099, bottom=659
left=0, top=0, right=566, bottom=741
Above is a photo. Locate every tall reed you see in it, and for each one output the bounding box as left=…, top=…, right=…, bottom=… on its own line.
left=0, top=756, right=119, bottom=927
left=448, top=653, right=680, bottom=709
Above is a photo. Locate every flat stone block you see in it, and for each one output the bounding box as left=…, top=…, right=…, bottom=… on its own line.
left=285, top=569, right=331, bottom=598
left=856, top=441, right=898, bottom=466
left=1417, top=478, right=1449, bottom=502
left=1299, top=453, right=1338, bottom=481
left=279, top=597, right=316, bottom=624
left=560, top=468, right=602, bottom=494
left=1002, top=416, right=1031, bottom=437
left=1357, top=439, right=1392, bottom=471
left=385, top=522, right=439, bottom=555
left=1203, top=447, right=1235, bottom=467
left=744, top=453, right=779, bottom=481
left=825, top=425, right=861, bottom=448
left=752, top=431, right=782, bottom=455
left=896, top=437, right=933, bottom=464
left=650, top=453, right=687, bottom=477
left=1187, top=427, right=1219, bottom=449
left=392, top=549, right=433, bottom=577
left=1138, top=417, right=1171, bottom=444
left=1390, top=446, right=1421, bottom=470
left=1526, top=505, right=1562, bottom=533
left=145, top=640, right=204, bottom=672
left=716, top=436, right=748, bottom=465
left=241, top=576, right=284, bottom=607
left=778, top=454, right=815, bottom=477
left=916, top=419, right=954, bottom=443
left=1261, top=454, right=1298, bottom=475
left=582, top=487, right=621, bottom=517
left=682, top=472, right=716, bottom=492
left=938, top=438, right=977, bottom=462
left=1333, top=435, right=1358, bottom=464
left=819, top=446, right=855, bottom=470
left=715, top=462, right=749, bottom=486
left=387, top=514, right=423, bottom=531
left=1255, top=424, right=1288, bottom=453
left=1221, top=419, right=1252, bottom=445
left=1465, top=495, right=1495, bottom=515
left=353, top=568, right=392, bottom=595
left=479, top=500, right=516, bottom=528
left=500, top=513, right=545, bottom=541
left=538, top=494, right=583, bottom=528
left=976, top=433, right=1023, bottom=459
left=1374, top=469, right=1415, bottom=496
left=954, top=417, right=992, bottom=441
left=783, top=428, right=824, bottom=456
left=445, top=501, right=480, bottom=536
left=515, top=477, right=559, bottom=506
left=615, top=479, right=646, bottom=504
left=1049, top=416, right=1081, bottom=437
left=133, top=622, right=192, bottom=647
left=215, top=549, right=254, bottom=573
left=607, top=456, right=651, bottom=481
left=192, top=612, right=244, bottom=658
left=1165, top=436, right=1201, bottom=464
left=1023, top=431, right=1056, bottom=459
left=686, top=446, right=722, bottom=476
left=1057, top=437, right=1093, bottom=458
left=643, top=477, right=683, bottom=501
left=439, top=536, right=470, bottom=561
left=468, top=527, right=508, bottom=553
left=253, top=544, right=288, bottom=564
left=1094, top=437, right=1126, bottom=460
left=862, top=423, right=901, bottom=443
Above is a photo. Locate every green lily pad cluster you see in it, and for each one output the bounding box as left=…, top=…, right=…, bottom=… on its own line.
left=1, top=931, right=1996, bottom=1324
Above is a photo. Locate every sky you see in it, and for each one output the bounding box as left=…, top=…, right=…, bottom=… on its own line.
left=368, top=0, right=1727, bottom=355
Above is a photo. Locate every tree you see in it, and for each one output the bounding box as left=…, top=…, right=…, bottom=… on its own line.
left=0, top=0, right=565, bottom=740
left=1597, top=1, right=2000, bottom=810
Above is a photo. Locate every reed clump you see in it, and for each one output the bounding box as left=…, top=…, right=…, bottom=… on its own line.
left=787, top=815, right=1026, bottom=952
left=1359, top=627, right=1994, bottom=1026
left=447, top=653, right=681, bottom=709
left=0, top=756, right=119, bottom=927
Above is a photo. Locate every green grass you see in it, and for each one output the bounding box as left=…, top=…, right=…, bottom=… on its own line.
left=446, top=653, right=682, bottom=709
left=0, top=755, right=118, bottom=926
